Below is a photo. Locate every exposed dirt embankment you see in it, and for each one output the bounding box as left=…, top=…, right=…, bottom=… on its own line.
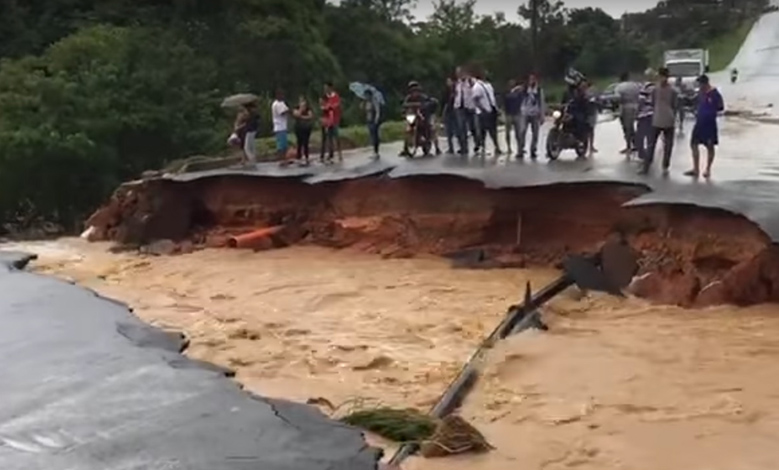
left=85, top=174, right=779, bottom=307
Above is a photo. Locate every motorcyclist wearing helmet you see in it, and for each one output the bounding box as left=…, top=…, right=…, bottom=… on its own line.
left=400, top=81, right=437, bottom=156
left=560, top=68, right=585, bottom=103
left=559, top=70, right=590, bottom=144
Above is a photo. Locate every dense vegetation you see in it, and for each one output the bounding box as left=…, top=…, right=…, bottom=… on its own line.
left=0, top=0, right=770, bottom=233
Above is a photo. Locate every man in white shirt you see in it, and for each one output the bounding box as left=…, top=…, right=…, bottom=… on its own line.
left=271, top=88, right=290, bottom=160
left=471, top=71, right=502, bottom=156
left=453, top=66, right=477, bottom=155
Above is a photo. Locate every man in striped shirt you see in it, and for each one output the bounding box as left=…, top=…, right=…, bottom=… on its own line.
left=635, top=69, right=656, bottom=163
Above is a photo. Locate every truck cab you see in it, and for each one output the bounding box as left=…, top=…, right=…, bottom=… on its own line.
left=663, top=48, right=710, bottom=92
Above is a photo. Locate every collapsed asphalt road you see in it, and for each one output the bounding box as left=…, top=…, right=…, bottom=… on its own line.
left=0, top=252, right=381, bottom=470
left=158, top=115, right=779, bottom=241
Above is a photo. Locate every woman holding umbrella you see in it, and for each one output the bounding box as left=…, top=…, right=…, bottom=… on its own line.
left=363, top=89, right=382, bottom=159
left=222, top=93, right=260, bottom=166
left=350, top=82, right=384, bottom=159
left=243, top=102, right=259, bottom=165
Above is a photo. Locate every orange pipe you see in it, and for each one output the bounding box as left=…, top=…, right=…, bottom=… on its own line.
left=228, top=226, right=283, bottom=249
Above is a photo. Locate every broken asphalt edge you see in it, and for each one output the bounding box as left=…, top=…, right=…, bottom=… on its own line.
left=0, top=251, right=383, bottom=470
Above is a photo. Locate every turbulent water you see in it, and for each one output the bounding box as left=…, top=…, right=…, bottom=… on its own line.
left=8, top=239, right=779, bottom=470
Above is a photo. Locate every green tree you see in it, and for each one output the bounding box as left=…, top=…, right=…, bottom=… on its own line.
left=0, top=25, right=222, bottom=228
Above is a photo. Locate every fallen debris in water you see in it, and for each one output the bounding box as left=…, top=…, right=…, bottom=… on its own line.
left=419, top=415, right=494, bottom=458
left=340, top=407, right=492, bottom=458
left=385, top=251, right=633, bottom=466
left=227, top=226, right=283, bottom=250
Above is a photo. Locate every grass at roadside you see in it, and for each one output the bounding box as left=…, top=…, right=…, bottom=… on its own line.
left=708, top=21, right=754, bottom=71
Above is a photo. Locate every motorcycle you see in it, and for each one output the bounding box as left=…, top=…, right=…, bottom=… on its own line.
left=545, top=106, right=588, bottom=160
left=680, top=88, right=699, bottom=118
left=404, top=110, right=432, bottom=157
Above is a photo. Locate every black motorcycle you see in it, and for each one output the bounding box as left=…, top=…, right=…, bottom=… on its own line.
left=404, top=110, right=432, bottom=158
left=546, top=105, right=588, bottom=160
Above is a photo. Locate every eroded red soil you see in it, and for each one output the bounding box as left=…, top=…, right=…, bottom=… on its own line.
left=85, top=174, right=778, bottom=307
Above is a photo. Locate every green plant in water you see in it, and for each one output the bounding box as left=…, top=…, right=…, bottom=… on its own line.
left=340, top=407, right=438, bottom=443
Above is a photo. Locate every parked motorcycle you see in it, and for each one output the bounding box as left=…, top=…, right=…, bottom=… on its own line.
left=546, top=106, right=588, bottom=160
left=404, top=110, right=432, bottom=157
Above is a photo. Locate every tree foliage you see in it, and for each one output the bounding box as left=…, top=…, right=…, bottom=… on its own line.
left=0, top=0, right=769, bottom=231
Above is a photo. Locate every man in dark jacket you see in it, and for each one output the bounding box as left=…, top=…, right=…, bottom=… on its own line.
left=503, top=79, right=522, bottom=158
left=560, top=79, right=590, bottom=143
left=441, top=77, right=457, bottom=154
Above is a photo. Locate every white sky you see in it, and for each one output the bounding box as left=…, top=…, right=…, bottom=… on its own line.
left=412, top=0, right=660, bottom=20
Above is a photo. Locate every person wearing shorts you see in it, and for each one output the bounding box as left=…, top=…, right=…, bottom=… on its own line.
left=271, top=89, right=290, bottom=160
left=685, top=74, right=724, bottom=179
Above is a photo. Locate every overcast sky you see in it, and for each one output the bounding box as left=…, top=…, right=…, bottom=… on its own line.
left=413, top=0, right=660, bottom=20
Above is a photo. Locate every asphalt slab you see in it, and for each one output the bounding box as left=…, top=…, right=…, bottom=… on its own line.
left=0, top=252, right=381, bottom=470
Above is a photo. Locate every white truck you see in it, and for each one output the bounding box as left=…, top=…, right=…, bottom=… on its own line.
left=663, top=48, right=710, bottom=88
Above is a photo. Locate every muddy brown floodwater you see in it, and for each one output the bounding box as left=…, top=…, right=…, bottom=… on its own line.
left=14, top=238, right=779, bottom=470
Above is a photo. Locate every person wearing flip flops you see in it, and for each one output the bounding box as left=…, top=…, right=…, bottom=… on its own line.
left=684, top=74, right=724, bottom=179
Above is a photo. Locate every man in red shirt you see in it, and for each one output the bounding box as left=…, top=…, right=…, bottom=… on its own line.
left=319, top=82, right=343, bottom=163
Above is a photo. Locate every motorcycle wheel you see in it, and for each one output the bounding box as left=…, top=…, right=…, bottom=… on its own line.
left=546, top=128, right=561, bottom=160
left=421, top=139, right=431, bottom=156
left=575, top=141, right=587, bottom=159
left=408, top=127, right=418, bottom=158
left=418, top=124, right=432, bottom=156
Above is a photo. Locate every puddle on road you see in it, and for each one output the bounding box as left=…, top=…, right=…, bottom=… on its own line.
left=9, top=238, right=779, bottom=470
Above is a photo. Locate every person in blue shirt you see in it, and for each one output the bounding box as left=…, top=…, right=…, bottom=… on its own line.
left=684, top=74, right=724, bottom=179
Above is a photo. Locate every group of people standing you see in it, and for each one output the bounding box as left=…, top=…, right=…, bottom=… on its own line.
left=440, top=66, right=548, bottom=159
left=231, top=82, right=346, bottom=167
left=230, top=64, right=724, bottom=177
left=616, top=67, right=724, bottom=178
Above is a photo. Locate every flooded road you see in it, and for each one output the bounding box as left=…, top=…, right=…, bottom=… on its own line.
left=11, top=238, right=779, bottom=470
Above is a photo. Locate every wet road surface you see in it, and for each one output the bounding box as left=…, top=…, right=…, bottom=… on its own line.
left=168, top=116, right=779, bottom=240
